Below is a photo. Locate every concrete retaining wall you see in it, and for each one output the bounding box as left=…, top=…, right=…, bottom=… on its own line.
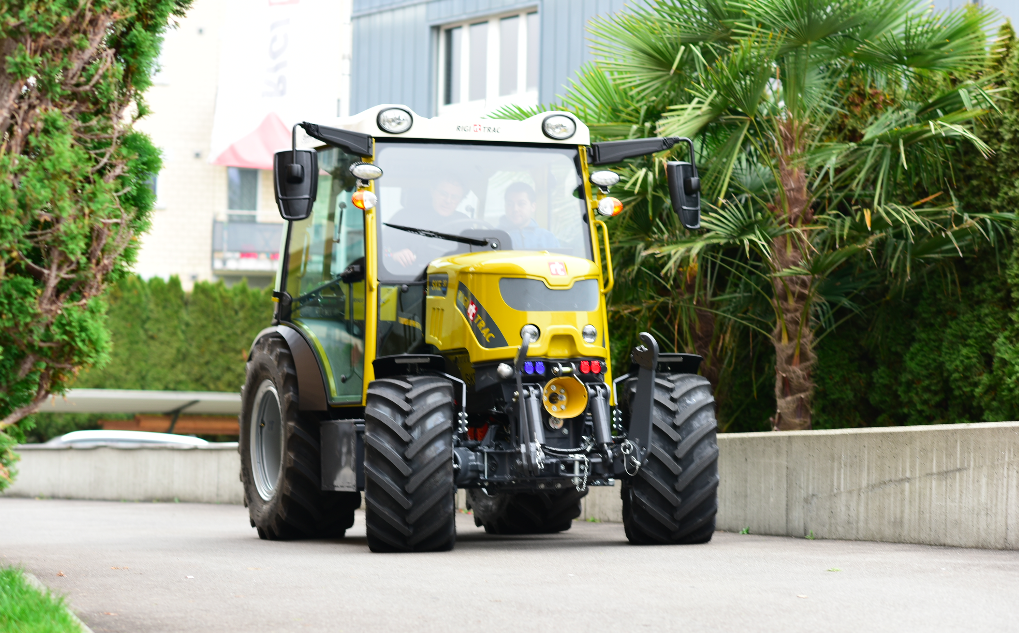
left=6, top=422, right=1018, bottom=549
left=715, top=422, right=1019, bottom=550
left=5, top=444, right=243, bottom=504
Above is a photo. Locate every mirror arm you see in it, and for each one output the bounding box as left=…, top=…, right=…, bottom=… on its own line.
left=588, top=136, right=695, bottom=166
left=301, top=122, right=373, bottom=158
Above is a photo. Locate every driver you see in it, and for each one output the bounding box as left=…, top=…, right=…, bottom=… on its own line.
left=387, top=177, right=470, bottom=268
left=498, top=182, right=559, bottom=250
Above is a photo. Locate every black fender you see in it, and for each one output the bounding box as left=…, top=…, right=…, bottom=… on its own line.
left=371, top=354, right=447, bottom=380
left=249, top=325, right=328, bottom=411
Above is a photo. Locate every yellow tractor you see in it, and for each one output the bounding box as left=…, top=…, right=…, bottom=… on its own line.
left=240, top=105, right=718, bottom=551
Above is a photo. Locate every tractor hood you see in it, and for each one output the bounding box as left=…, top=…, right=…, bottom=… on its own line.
left=424, top=252, right=608, bottom=366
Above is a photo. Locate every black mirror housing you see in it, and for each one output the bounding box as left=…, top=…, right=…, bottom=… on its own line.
left=666, top=161, right=701, bottom=230
left=339, top=257, right=365, bottom=284
left=273, top=149, right=318, bottom=221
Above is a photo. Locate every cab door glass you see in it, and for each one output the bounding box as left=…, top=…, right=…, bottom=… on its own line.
left=285, top=148, right=366, bottom=402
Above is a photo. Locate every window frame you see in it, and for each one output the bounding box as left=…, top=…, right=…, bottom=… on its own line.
left=436, top=7, right=539, bottom=116
left=226, top=166, right=260, bottom=222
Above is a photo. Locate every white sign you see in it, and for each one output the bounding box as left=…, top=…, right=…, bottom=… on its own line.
left=209, top=0, right=342, bottom=169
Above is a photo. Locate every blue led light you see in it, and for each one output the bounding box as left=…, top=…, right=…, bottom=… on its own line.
left=534, top=361, right=546, bottom=374
left=524, top=361, right=534, bottom=374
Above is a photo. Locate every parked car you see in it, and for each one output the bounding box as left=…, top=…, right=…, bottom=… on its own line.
left=43, top=430, right=209, bottom=448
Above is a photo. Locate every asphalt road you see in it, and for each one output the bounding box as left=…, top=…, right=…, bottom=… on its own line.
left=1, top=498, right=1017, bottom=633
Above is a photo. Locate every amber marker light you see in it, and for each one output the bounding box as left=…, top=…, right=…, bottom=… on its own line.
left=352, top=190, right=377, bottom=210
left=597, top=197, right=623, bottom=217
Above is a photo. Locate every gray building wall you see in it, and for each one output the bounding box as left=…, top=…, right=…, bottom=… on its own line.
left=350, top=0, right=1019, bottom=119
left=350, top=0, right=628, bottom=117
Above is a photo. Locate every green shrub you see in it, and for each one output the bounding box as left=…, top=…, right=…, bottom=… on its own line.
left=22, top=275, right=272, bottom=442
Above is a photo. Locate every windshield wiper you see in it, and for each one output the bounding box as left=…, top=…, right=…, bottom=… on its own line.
left=384, top=223, right=489, bottom=247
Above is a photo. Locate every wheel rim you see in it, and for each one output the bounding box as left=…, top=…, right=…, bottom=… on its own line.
left=250, top=380, right=284, bottom=501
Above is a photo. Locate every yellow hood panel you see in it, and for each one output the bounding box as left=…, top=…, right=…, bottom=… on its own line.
left=424, top=252, right=609, bottom=369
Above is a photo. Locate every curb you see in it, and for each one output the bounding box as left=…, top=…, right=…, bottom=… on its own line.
left=22, top=571, right=94, bottom=633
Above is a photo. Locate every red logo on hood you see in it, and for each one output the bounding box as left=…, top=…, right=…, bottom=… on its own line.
left=549, top=261, right=567, bottom=276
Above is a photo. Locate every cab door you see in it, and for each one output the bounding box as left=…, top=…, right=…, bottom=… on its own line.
left=281, top=148, right=366, bottom=404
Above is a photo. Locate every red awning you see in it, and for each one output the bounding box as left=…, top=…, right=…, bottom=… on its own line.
left=211, top=112, right=291, bottom=170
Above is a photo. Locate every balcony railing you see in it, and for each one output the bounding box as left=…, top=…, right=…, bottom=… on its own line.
left=212, top=220, right=283, bottom=274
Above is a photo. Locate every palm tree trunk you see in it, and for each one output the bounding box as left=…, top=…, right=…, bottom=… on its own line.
left=770, top=120, right=816, bottom=431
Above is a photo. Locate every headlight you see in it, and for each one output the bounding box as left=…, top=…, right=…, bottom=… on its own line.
left=377, top=108, right=413, bottom=134
left=542, top=114, right=577, bottom=140
left=521, top=324, right=540, bottom=343
left=590, top=171, right=620, bottom=188
left=597, top=197, right=623, bottom=217
left=582, top=324, right=597, bottom=344
left=349, top=162, right=383, bottom=180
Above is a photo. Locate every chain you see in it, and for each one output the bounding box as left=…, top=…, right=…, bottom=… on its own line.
left=457, top=411, right=468, bottom=435
left=575, top=456, right=590, bottom=492
left=534, top=442, right=545, bottom=471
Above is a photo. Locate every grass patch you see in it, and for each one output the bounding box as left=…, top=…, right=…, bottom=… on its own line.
left=0, top=566, right=83, bottom=632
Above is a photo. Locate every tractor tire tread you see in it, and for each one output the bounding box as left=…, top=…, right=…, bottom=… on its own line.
left=621, top=372, right=718, bottom=545
left=467, top=488, right=586, bottom=535
left=241, top=335, right=359, bottom=541
left=364, top=375, right=456, bottom=552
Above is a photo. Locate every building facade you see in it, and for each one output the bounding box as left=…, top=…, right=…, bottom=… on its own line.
left=350, top=0, right=628, bottom=118
left=133, top=0, right=353, bottom=289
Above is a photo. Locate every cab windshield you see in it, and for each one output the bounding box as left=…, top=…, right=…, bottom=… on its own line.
left=375, top=142, right=592, bottom=282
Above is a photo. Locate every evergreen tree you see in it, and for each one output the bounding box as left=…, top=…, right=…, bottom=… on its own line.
left=0, top=0, right=191, bottom=488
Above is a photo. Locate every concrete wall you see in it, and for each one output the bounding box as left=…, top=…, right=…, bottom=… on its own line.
left=715, top=422, right=1019, bottom=550
left=5, top=444, right=243, bottom=505
left=7, top=422, right=1019, bottom=549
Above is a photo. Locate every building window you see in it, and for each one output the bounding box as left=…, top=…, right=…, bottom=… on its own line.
left=439, top=9, right=538, bottom=114
left=227, top=167, right=258, bottom=222
left=146, top=173, right=165, bottom=209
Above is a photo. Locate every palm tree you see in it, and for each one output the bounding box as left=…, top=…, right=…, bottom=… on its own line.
left=498, top=0, right=1015, bottom=430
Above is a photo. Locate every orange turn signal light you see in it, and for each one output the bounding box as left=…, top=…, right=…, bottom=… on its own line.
left=352, top=190, right=377, bottom=211
left=597, top=196, right=623, bottom=217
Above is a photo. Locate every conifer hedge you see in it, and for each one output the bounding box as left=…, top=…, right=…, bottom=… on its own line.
left=25, top=275, right=273, bottom=442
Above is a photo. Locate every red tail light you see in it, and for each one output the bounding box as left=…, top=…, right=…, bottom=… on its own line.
left=579, top=360, right=591, bottom=374
left=591, top=361, right=601, bottom=374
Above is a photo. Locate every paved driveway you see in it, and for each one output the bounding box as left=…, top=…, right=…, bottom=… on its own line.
left=1, top=497, right=1017, bottom=632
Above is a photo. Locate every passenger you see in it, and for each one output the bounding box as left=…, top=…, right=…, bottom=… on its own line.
left=387, top=177, right=469, bottom=268
left=498, top=182, right=559, bottom=251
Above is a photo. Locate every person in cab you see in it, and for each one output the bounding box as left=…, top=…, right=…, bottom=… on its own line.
left=498, top=182, right=559, bottom=251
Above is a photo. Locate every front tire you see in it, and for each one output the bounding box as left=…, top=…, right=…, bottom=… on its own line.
left=240, top=335, right=360, bottom=540
left=364, top=375, right=457, bottom=552
left=620, top=373, right=719, bottom=545
left=467, top=488, right=585, bottom=534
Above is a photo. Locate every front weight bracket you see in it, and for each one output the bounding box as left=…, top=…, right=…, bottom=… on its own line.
left=625, top=332, right=659, bottom=470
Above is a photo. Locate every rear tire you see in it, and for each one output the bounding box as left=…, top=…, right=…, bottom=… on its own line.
left=240, top=335, right=361, bottom=540
left=620, top=373, right=719, bottom=545
left=364, top=375, right=457, bottom=552
left=467, top=488, right=586, bottom=535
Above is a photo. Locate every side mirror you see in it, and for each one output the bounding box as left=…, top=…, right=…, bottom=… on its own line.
left=273, top=149, right=319, bottom=221
left=666, top=161, right=701, bottom=230
left=339, top=257, right=365, bottom=284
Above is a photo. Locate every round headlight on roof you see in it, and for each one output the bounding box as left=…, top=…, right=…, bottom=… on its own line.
left=377, top=108, right=413, bottom=134
left=542, top=114, right=577, bottom=140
